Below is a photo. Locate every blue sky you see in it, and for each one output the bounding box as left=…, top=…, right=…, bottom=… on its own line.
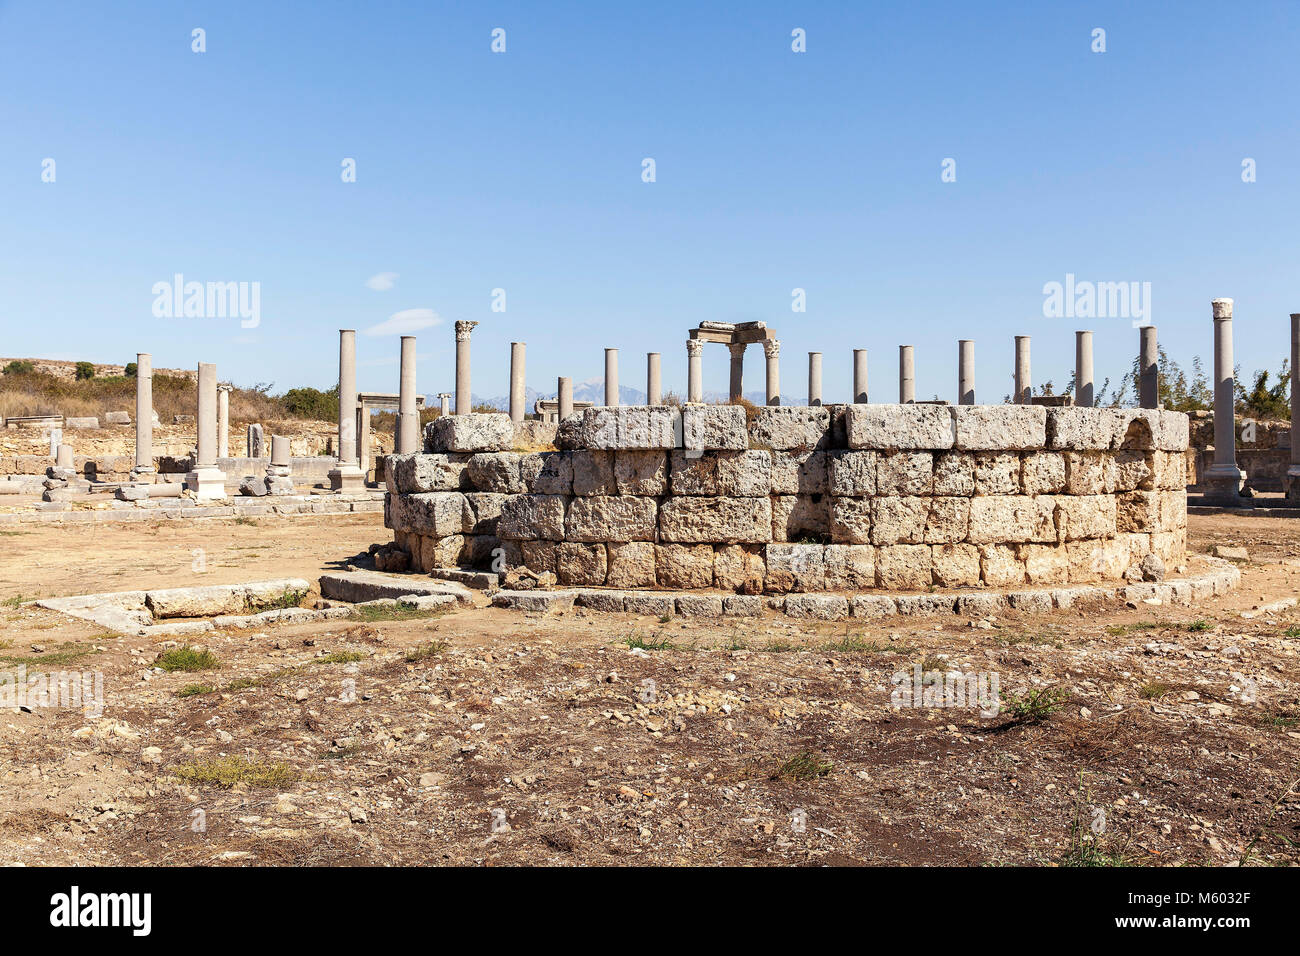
left=2, top=0, right=1298, bottom=403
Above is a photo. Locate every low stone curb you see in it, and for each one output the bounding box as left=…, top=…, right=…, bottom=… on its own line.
left=0, top=494, right=383, bottom=526
left=487, top=559, right=1241, bottom=620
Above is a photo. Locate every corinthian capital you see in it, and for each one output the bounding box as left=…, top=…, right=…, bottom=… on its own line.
left=763, top=339, right=781, bottom=359
left=686, top=339, right=703, bottom=357
left=455, top=320, right=479, bottom=341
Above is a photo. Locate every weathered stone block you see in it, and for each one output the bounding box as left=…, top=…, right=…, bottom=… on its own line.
left=1019, top=543, right=1069, bottom=584
left=979, top=544, right=1025, bottom=587
left=1064, top=453, right=1115, bottom=495
left=570, top=450, right=617, bottom=496
left=714, top=544, right=766, bottom=593
left=850, top=594, right=897, bottom=618
left=875, top=452, right=933, bottom=496
left=973, top=453, right=1020, bottom=495
left=770, top=450, right=828, bottom=495
left=723, top=595, right=764, bottom=616
left=829, top=497, right=872, bottom=544
left=932, top=451, right=975, bottom=496
left=1021, top=452, right=1066, bottom=495
left=749, top=406, right=832, bottom=451
left=669, top=450, right=771, bottom=496
left=930, top=543, right=981, bottom=587
left=555, top=542, right=607, bottom=586
left=658, top=496, right=771, bottom=543
left=771, top=494, right=830, bottom=542
left=391, top=492, right=468, bottom=536
left=870, top=496, right=929, bottom=545
left=614, top=451, right=668, bottom=496
left=497, top=494, right=567, bottom=540
left=1065, top=538, right=1128, bottom=583
left=624, top=592, right=676, bottom=616
left=1158, top=490, right=1186, bottom=531
left=463, top=492, right=506, bottom=534
left=682, top=405, right=748, bottom=451
left=764, top=543, right=826, bottom=592
left=521, top=539, right=559, bottom=573
left=425, top=414, right=514, bottom=453
left=606, top=541, right=657, bottom=588
left=575, top=590, right=629, bottom=613
left=655, top=543, right=715, bottom=588
left=845, top=403, right=954, bottom=451
left=827, top=451, right=876, bottom=496
left=876, top=544, right=932, bottom=590
left=421, top=534, right=465, bottom=569
left=521, top=451, right=574, bottom=495
left=564, top=406, right=680, bottom=450
left=785, top=594, right=849, bottom=620
left=1112, top=450, right=1151, bottom=492
left=823, top=544, right=874, bottom=589
left=924, top=497, right=970, bottom=544
left=1055, top=495, right=1117, bottom=541
left=967, top=496, right=1057, bottom=544
left=676, top=594, right=725, bottom=617
left=565, top=496, right=657, bottom=542
left=390, top=453, right=469, bottom=493
left=1116, top=491, right=1159, bottom=533
left=953, top=405, right=1046, bottom=451
left=466, top=452, right=526, bottom=493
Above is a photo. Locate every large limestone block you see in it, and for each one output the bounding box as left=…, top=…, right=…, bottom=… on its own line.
left=682, top=405, right=748, bottom=451
left=770, top=450, right=828, bottom=494
left=924, top=497, right=970, bottom=543
left=1064, top=453, right=1116, bottom=495
left=669, top=450, right=772, bottom=496
left=565, top=495, right=657, bottom=542
left=714, top=544, right=766, bottom=593
left=463, top=492, right=507, bottom=535
left=1154, top=451, right=1188, bottom=490
left=1116, top=491, right=1159, bottom=533
left=1065, top=538, right=1129, bottom=583
left=462, top=533, right=502, bottom=568
left=606, top=541, right=657, bottom=588
left=952, top=405, right=1046, bottom=451
left=771, top=494, right=830, bottom=542
left=1150, top=529, right=1186, bottom=565
left=827, top=451, right=876, bottom=496
left=932, top=451, right=975, bottom=496
left=146, top=579, right=308, bottom=619
left=845, top=403, right=954, bottom=451
left=521, top=539, right=559, bottom=573
left=1112, top=450, right=1151, bottom=492
left=423, top=534, right=466, bottom=569
left=823, top=544, right=875, bottom=589
left=973, top=453, right=1021, bottom=495
left=785, top=594, right=850, bottom=620
left=570, top=450, right=617, bottom=495
left=1152, top=410, right=1190, bottom=451
left=967, top=495, right=1057, bottom=544
left=555, top=542, right=607, bottom=586
left=655, top=543, right=715, bottom=588
left=465, top=452, right=527, bottom=493
left=389, top=453, right=469, bottom=493
left=829, top=497, right=872, bottom=544
left=931, top=543, right=981, bottom=587
left=497, top=494, right=567, bottom=540
left=392, top=491, right=468, bottom=536
left=764, top=543, right=827, bottom=592
left=1046, top=407, right=1120, bottom=450
left=1020, top=452, right=1066, bottom=495
left=521, top=451, right=574, bottom=495
left=875, top=452, right=933, bottom=496
left=979, top=544, right=1025, bottom=586
left=1055, top=495, right=1118, bottom=541
left=749, top=406, right=832, bottom=451
left=1157, top=490, right=1187, bottom=531
left=614, top=451, right=668, bottom=496
left=425, top=413, right=515, bottom=453
left=876, top=544, right=932, bottom=590
left=1019, top=543, right=1069, bottom=584
left=560, top=406, right=680, bottom=450
left=870, top=496, right=929, bottom=545
left=658, top=496, right=771, bottom=543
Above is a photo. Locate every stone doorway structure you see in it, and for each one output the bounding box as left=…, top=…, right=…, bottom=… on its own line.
left=357, top=391, right=425, bottom=480
left=686, top=321, right=780, bottom=405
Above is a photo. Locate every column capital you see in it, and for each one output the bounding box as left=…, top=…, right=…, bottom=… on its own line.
left=216, top=383, right=233, bottom=393
left=763, top=339, right=781, bottom=359
left=1212, top=298, right=1234, bottom=319
left=686, top=339, right=703, bottom=357
left=455, top=320, right=479, bottom=340
left=727, top=342, right=746, bottom=358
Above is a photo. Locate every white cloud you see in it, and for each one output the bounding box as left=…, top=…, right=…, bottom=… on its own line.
left=363, top=308, right=442, bottom=336
left=365, top=272, right=398, bottom=291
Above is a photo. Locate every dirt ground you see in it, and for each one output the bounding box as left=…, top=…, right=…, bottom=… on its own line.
left=2, top=511, right=1299, bottom=866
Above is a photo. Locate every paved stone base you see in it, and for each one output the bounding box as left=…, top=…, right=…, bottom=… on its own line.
left=318, top=569, right=474, bottom=605
left=488, top=559, right=1241, bottom=621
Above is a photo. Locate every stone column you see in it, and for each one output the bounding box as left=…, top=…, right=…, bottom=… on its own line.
left=509, top=342, right=526, bottom=423
left=132, top=352, right=154, bottom=479
left=647, top=353, right=662, bottom=405
left=247, top=423, right=264, bottom=458
left=455, top=320, right=477, bottom=414
left=604, top=348, right=619, bottom=406
left=764, top=340, right=781, bottom=406
left=1075, top=331, right=1095, bottom=407
left=217, top=384, right=231, bottom=458
left=185, top=362, right=227, bottom=500
left=1139, top=326, right=1159, bottom=409
left=558, top=376, right=574, bottom=420
left=1014, top=336, right=1031, bottom=404
left=808, top=352, right=823, bottom=406
left=56, top=443, right=73, bottom=470
left=686, top=339, right=703, bottom=403
left=727, top=343, right=746, bottom=401
left=899, top=346, right=915, bottom=404
left=853, top=349, right=868, bottom=404
left=1203, top=299, right=1245, bottom=504
left=438, top=393, right=451, bottom=416
left=397, top=335, right=420, bottom=452
left=328, top=329, right=364, bottom=492
left=266, top=434, right=294, bottom=493
left=958, top=340, right=975, bottom=405
left=357, top=407, right=371, bottom=478
left=1288, top=314, right=1300, bottom=499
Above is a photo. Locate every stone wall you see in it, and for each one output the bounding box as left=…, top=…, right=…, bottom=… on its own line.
left=383, top=404, right=1189, bottom=593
